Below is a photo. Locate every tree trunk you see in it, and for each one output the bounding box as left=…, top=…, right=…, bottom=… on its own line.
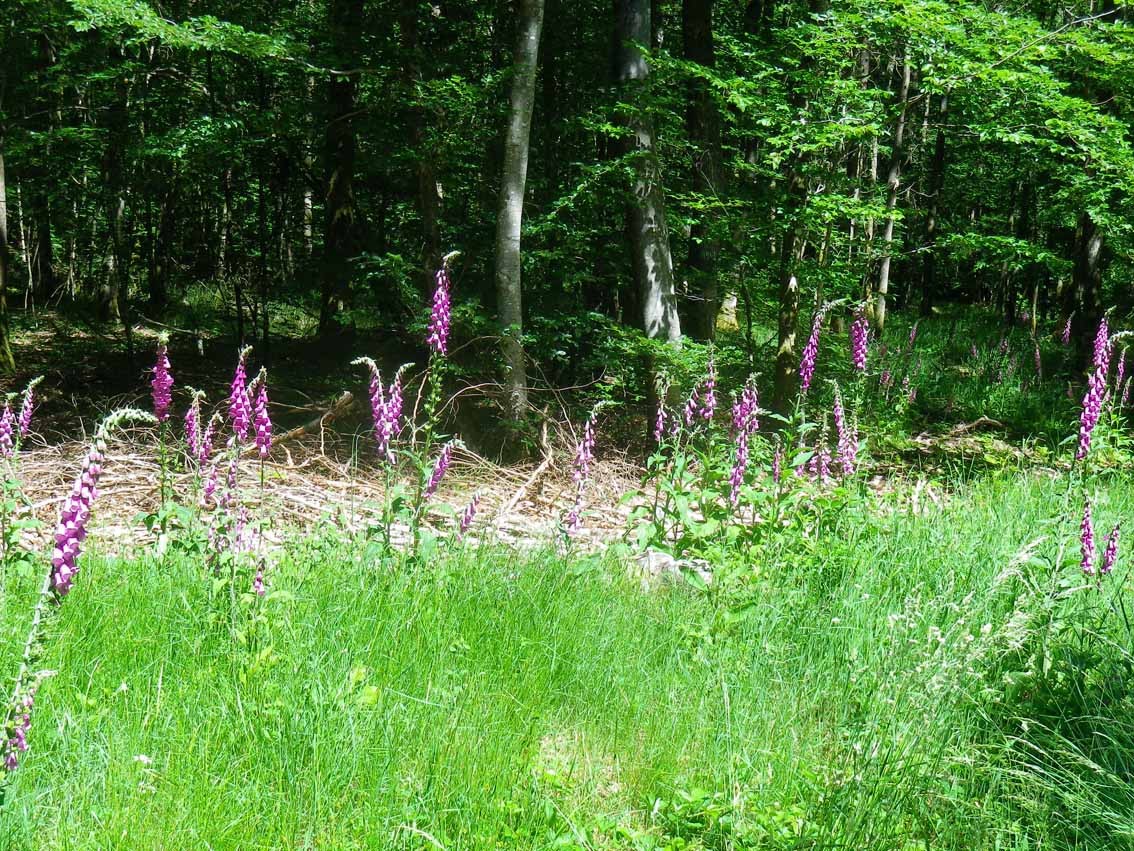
left=919, top=92, right=947, bottom=317
left=682, top=0, right=722, bottom=341
left=494, top=0, right=544, bottom=421
left=400, top=0, right=443, bottom=287
left=614, top=0, right=681, bottom=347
left=1071, top=211, right=1103, bottom=369
left=319, top=0, right=364, bottom=335
left=100, top=52, right=134, bottom=360
left=0, top=123, right=16, bottom=373
left=874, top=51, right=911, bottom=334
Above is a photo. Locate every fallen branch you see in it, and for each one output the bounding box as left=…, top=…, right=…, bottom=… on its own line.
left=495, top=416, right=553, bottom=521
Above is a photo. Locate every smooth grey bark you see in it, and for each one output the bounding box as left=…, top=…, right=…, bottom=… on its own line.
left=682, top=0, right=722, bottom=341
left=319, top=0, right=364, bottom=335
left=494, top=0, right=544, bottom=421
left=919, top=92, right=947, bottom=317
left=0, top=119, right=15, bottom=372
left=614, top=0, right=681, bottom=347
left=874, top=52, right=911, bottom=334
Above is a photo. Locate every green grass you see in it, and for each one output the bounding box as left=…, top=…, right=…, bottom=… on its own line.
left=0, top=470, right=1133, bottom=848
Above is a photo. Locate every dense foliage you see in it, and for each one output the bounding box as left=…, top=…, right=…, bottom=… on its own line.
left=1, top=0, right=1131, bottom=420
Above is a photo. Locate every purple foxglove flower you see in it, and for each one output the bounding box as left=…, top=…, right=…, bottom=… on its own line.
left=772, top=441, right=783, bottom=484
left=700, top=357, right=717, bottom=422
left=199, top=413, right=221, bottom=466
left=1061, top=315, right=1072, bottom=346
left=51, top=437, right=108, bottom=596
left=906, top=321, right=919, bottom=352
left=2, top=680, right=40, bottom=774
left=683, top=387, right=700, bottom=429
left=1077, top=348, right=1111, bottom=460
left=1115, top=349, right=1126, bottom=404
left=252, top=370, right=272, bottom=460
left=832, top=390, right=857, bottom=477
left=731, top=378, right=759, bottom=436
left=808, top=440, right=832, bottom=483
left=458, top=492, right=481, bottom=538
left=1102, top=523, right=1119, bottom=575
left=998, top=338, right=1009, bottom=356
left=729, top=430, right=749, bottom=506
left=799, top=309, right=824, bottom=394
left=573, top=413, right=596, bottom=485
left=1092, top=316, right=1111, bottom=371
left=426, top=261, right=453, bottom=356
left=0, top=403, right=13, bottom=460
left=850, top=309, right=869, bottom=373
left=201, top=462, right=219, bottom=508
left=1081, top=499, right=1096, bottom=576
left=424, top=441, right=454, bottom=500
left=355, top=358, right=410, bottom=464
left=151, top=334, right=174, bottom=422
left=880, top=369, right=893, bottom=392
left=16, top=377, right=40, bottom=441
left=252, top=563, right=266, bottom=596
left=229, top=347, right=253, bottom=442
left=653, top=400, right=667, bottom=444
left=566, top=409, right=599, bottom=534
left=185, top=393, right=201, bottom=460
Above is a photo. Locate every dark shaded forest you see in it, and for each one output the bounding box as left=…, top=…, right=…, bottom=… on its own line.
left=1, top=0, right=1132, bottom=434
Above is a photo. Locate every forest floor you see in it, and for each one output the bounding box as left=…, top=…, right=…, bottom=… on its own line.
left=2, top=305, right=1131, bottom=849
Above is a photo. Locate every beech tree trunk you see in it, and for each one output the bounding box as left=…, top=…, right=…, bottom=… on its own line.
left=494, top=0, right=544, bottom=421
left=613, top=0, right=681, bottom=347
left=874, top=51, right=911, bottom=334
left=400, top=0, right=443, bottom=286
left=1071, top=211, right=1104, bottom=369
left=919, top=93, right=947, bottom=317
left=683, top=0, right=722, bottom=341
left=0, top=121, right=16, bottom=373
left=319, top=0, right=364, bottom=335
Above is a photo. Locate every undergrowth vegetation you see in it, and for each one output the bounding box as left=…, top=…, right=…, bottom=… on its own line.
left=0, top=471, right=1130, bottom=848
left=0, top=270, right=1130, bottom=848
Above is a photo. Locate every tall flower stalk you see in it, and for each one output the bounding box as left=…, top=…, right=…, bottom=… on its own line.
left=151, top=335, right=175, bottom=504
left=229, top=346, right=253, bottom=443
left=0, top=409, right=155, bottom=797
left=1080, top=499, right=1095, bottom=577
left=565, top=408, right=598, bottom=535
left=1076, top=318, right=1112, bottom=461
left=850, top=308, right=869, bottom=373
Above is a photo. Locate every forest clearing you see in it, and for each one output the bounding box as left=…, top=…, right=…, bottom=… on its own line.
left=2, top=0, right=1134, bottom=848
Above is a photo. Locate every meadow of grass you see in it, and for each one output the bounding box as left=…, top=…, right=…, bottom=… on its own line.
left=0, top=465, right=1130, bottom=849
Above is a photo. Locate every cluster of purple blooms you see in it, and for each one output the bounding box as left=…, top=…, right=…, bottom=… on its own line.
left=3, top=679, right=41, bottom=773
left=252, top=370, right=272, bottom=460
left=728, top=378, right=759, bottom=505
left=566, top=411, right=597, bottom=533
left=0, top=379, right=40, bottom=460
left=1076, top=317, right=1111, bottom=460
left=1080, top=498, right=1120, bottom=579
left=426, top=263, right=453, bottom=356
left=51, top=437, right=106, bottom=596
left=832, top=389, right=858, bottom=477
left=355, top=359, right=408, bottom=464
left=458, top=492, right=481, bottom=539
left=850, top=309, right=869, bottom=373
left=424, top=441, right=455, bottom=500
left=799, top=309, right=825, bottom=395
left=151, top=335, right=174, bottom=423
left=229, top=347, right=254, bottom=443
